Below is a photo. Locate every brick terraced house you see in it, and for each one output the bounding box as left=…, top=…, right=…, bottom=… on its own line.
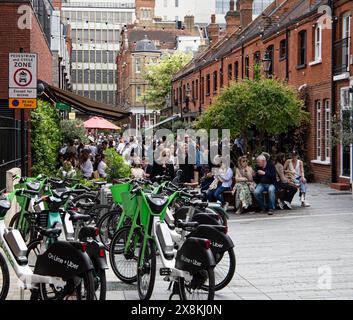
left=172, top=0, right=353, bottom=187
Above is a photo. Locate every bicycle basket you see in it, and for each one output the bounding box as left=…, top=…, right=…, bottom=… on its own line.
left=120, top=192, right=138, bottom=218
left=110, top=183, right=131, bottom=204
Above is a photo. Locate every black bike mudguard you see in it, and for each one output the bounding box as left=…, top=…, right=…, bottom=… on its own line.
left=86, top=239, right=108, bottom=270
left=191, top=213, right=220, bottom=226
left=175, top=237, right=216, bottom=273
left=33, top=241, right=94, bottom=281
left=188, top=225, right=234, bottom=258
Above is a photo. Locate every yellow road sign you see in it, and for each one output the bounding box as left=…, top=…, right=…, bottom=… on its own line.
left=9, top=98, right=37, bottom=109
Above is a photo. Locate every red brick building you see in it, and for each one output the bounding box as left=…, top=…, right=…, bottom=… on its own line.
left=0, top=0, right=53, bottom=189
left=117, top=0, right=206, bottom=129
left=172, top=0, right=353, bottom=186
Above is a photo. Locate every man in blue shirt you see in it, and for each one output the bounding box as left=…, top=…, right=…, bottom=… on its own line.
left=253, top=154, right=277, bottom=215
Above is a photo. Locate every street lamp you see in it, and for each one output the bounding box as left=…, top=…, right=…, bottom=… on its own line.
left=262, top=51, right=272, bottom=78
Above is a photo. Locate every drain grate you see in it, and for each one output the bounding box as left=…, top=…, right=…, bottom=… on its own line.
left=107, top=281, right=137, bottom=291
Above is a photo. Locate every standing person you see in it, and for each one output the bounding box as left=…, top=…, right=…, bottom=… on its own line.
left=253, top=154, right=277, bottom=215
left=116, top=137, right=125, bottom=154
left=284, top=151, right=310, bottom=207
left=207, top=157, right=233, bottom=207
left=80, top=150, right=93, bottom=179
left=88, top=137, right=97, bottom=160
left=275, top=153, right=298, bottom=210
left=232, top=156, right=255, bottom=214
left=98, top=140, right=108, bottom=156
left=97, top=153, right=107, bottom=178
left=65, top=139, right=77, bottom=156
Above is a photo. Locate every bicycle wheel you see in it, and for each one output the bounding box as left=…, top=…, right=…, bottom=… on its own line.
left=203, top=249, right=236, bottom=291
left=137, top=239, right=156, bottom=301
left=205, top=207, right=228, bottom=228
left=26, top=239, right=41, bottom=271
left=179, top=268, right=215, bottom=300
left=98, top=209, right=122, bottom=250
left=87, top=204, right=111, bottom=225
left=94, top=269, right=106, bottom=300
left=9, top=212, right=33, bottom=243
left=0, top=253, right=10, bottom=300
left=109, top=226, right=140, bottom=283
left=40, top=270, right=95, bottom=300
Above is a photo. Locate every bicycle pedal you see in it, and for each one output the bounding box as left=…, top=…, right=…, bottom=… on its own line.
left=160, top=268, right=171, bottom=276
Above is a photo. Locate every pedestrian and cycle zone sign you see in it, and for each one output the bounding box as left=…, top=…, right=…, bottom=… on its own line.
left=8, top=53, right=37, bottom=109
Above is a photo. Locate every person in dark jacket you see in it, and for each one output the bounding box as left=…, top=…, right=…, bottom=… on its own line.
left=253, top=154, right=277, bottom=215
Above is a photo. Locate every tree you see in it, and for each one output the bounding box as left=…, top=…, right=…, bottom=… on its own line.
left=31, top=100, right=62, bottom=176
left=143, top=52, right=192, bottom=110
left=196, top=78, right=309, bottom=153
left=61, top=119, right=88, bottom=144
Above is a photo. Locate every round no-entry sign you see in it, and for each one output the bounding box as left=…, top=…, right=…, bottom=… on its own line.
left=13, top=68, right=32, bottom=87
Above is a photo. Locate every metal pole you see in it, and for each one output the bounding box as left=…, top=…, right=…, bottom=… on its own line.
left=19, top=47, right=26, bottom=177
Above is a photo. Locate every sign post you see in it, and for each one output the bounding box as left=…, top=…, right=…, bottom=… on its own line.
left=8, top=52, right=38, bottom=176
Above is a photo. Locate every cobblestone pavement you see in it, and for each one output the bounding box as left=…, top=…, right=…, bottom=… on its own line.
left=4, top=183, right=353, bottom=300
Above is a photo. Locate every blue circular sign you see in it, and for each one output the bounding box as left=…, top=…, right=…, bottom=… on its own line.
left=12, top=100, right=19, bottom=107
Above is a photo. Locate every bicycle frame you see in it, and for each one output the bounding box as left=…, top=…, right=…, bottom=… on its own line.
left=0, top=219, right=65, bottom=295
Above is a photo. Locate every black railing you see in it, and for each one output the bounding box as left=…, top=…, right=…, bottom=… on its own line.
left=334, top=37, right=350, bottom=76
left=0, top=108, right=28, bottom=191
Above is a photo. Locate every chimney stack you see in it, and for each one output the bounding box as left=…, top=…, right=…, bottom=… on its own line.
left=208, top=14, right=219, bottom=45
left=184, top=15, right=195, bottom=33
left=239, top=0, right=253, bottom=29
left=225, top=0, right=240, bottom=34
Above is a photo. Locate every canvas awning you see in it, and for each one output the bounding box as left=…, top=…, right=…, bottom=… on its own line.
left=41, top=83, right=131, bottom=121
left=145, top=114, right=181, bottom=131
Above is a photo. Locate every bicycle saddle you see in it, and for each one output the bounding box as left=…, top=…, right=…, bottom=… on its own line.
left=52, top=188, right=68, bottom=199
left=146, top=195, right=169, bottom=213
left=68, top=211, right=91, bottom=223
left=93, top=181, right=107, bottom=186
left=76, top=199, right=95, bottom=210
left=0, top=199, right=11, bottom=215
left=39, top=227, right=62, bottom=238
left=26, top=182, right=41, bottom=191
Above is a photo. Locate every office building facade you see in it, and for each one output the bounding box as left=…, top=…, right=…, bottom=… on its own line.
left=61, top=0, right=135, bottom=106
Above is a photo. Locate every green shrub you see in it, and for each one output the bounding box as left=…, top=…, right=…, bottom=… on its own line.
left=104, top=148, right=131, bottom=182
left=31, top=100, right=62, bottom=176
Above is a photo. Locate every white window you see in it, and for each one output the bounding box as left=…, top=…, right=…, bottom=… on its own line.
left=135, top=58, right=141, bottom=73
left=342, top=12, right=351, bottom=72
left=164, top=0, right=168, bottom=7
left=316, top=100, right=322, bottom=161
left=340, top=88, right=351, bottom=177
left=342, top=12, right=351, bottom=39
left=136, top=86, right=142, bottom=98
left=324, top=99, right=331, bottom=162
left=314, top=25, right=322, bottom=61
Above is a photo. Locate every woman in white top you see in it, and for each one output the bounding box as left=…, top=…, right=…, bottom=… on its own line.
left=97, top=154, right=107, bottom=178
left=207, top=156, right=233, bottom=207
left=80, top=150, right=93, bottom=179
left=284, top=150, right=310, bottom=207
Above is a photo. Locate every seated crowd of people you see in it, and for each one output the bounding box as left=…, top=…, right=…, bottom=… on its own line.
left=57, top=133, right=310, bottom=216
left=229, top=150, right=310, bottom=215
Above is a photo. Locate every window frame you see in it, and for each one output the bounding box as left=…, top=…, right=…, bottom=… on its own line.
left=314, top=24, right=322, bottom=62
left=297, top=30, right=307, bottom=68
left=279, top=39, right=286, bottom=61
left=324, top=99, right=331, bottom=162
left=213, top=71, right=218, bottom=93
left=316, top=100, right=322, bottom=161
